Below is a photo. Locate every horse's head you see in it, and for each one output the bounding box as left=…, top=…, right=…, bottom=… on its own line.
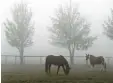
left=65, top=64, right=71, bottom=75
left=86, top=54, right=90, bottom=60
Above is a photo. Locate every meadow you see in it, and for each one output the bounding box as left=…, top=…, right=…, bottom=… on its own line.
left=1, top=64, right=113, bottom=83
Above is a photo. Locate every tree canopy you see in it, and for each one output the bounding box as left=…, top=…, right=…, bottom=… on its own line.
left=49, top=6, right=96, bottom=50
left=103, top=9, right=113, bottom=40
left=4, top=2, right=34, bottom=64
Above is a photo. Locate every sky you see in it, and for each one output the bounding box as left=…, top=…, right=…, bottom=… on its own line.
left=1, top=0, right=113, bottom=57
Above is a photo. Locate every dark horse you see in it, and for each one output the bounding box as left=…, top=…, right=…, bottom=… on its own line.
left=45, top=55, right=71, bottom=75
left=86, top=54, right=106, bottom=71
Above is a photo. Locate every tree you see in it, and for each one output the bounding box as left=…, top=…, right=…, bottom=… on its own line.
left=103, top=9, right=113, bottom=40
left=4, top=2, right=34, bottom=64
left=49, top=5, right=97, bottom=64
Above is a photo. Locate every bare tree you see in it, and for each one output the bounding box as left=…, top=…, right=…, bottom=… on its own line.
left=103, top=9, right=113, bottom=40
left=49, top=5, right=96, bottom=64
left=4, top=2, right=34, bottom=64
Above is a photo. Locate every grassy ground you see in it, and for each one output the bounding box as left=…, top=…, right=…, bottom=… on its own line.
left=1, top=64, right=113, bottom=83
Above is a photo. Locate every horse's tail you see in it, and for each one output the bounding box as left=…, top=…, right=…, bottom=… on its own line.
left=45, top=57, right=48, bottom=73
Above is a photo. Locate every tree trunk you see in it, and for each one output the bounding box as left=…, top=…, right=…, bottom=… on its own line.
left=19, top=45, right=24, bottom=64
left=69, top=50, right=74, bottom=65
left=68, top=44, right=75, bottom=65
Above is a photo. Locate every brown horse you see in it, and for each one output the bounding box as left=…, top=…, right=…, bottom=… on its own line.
left=45, top=55, right=71, bottom=75
left=86, top=54, right=106, bottom=71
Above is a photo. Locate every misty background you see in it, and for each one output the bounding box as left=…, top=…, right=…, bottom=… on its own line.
left=1, top=0, right=113, bottom=64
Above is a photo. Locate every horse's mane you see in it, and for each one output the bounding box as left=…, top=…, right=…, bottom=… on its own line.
left=90, top=55, right=103, bottom=58
left=60, top=55, right=68, bottom=63
left=60, top=55, right=65, bottom=59
left=48, top=55, right=54, bottom=56
left=90, top=55, right=95, bottom=57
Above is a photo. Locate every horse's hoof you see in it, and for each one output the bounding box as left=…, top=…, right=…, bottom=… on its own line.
left=49, top=74, right=51, bottom=76
left=100, top=68, right=103, bottom=72
left=104, top=70, right=107, bottom=72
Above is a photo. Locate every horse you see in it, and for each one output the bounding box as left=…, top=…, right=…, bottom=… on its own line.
left=85, top=54, right=106, bottom=71
left=45, top=55, right=71, bottom=75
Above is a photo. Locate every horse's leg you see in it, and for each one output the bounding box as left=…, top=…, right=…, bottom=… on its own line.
left=86, top=60, right=88, bottom=66
left=57, top=65, right=60, bottom=75
left=90, top=64, right=93, bottom=69
left=46, top=64, right=48, bottom=74
left=100, top=63, right=103, bottom=72
left=104, top=62, right=106, bottom=72
left=100, top=62, right=104, bottom=72
left=62, top=65, right=66, bottom=74
left=89, top=64, right=94, bottom=71
left=101, top=62, right=106, bottom=72
left=49, top=64, right=51, bottom=74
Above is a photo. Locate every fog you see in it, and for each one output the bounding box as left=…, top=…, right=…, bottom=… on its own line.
left=1, top=0, right=113, bottom=58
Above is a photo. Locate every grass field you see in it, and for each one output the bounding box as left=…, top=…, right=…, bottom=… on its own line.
left=1, top=64, right=113, bottom=83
